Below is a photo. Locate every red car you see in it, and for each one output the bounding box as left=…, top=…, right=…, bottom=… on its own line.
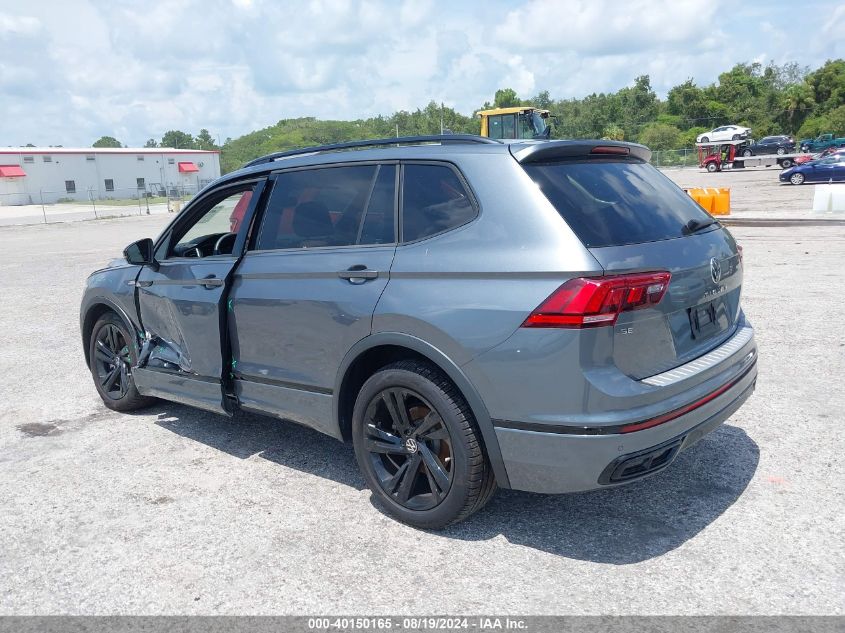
left=794, top=145, right=845, bottom=165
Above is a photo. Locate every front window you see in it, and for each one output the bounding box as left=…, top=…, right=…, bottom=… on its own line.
left=516, top=112, right=547, bottom=139
left=172, top=186, right=256, bottom=257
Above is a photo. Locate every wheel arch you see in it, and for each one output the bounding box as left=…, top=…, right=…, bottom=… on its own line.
left=334, top=333, right=511, bottom=488
left=80, top=298, right=139, bottom=365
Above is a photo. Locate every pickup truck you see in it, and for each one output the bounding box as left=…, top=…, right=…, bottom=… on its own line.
left=799, top=133, right=845, bottom=153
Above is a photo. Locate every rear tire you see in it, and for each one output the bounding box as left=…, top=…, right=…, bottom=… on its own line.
left=742, top=149, right=752, bottom=157
left=790, top=172, right=805, bottom=185
left=780, top=158, right=793, bottom=169
left=352, top=360, right=496, bottom=529
left=777, top=147, right=786, bottom=155
left=732, top=134, right=741, bottom=140
left=88, top=313, right=154, bottom=412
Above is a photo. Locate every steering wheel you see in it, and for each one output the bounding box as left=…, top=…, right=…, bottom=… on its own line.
left=213, top=232, right=237, bottom=256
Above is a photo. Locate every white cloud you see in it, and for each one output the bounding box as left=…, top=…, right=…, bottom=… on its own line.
left=493, top=0, right=721, bottom=55
left=0, top=0, right=840, bottom=148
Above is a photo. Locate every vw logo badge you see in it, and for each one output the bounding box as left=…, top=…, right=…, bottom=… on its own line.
left=710, top=258, right=722, bottom=284
left=404, top=438, right=418, bottom=453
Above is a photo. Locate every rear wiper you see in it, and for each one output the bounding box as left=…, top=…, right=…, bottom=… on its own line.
left=682, top=218, right=719, bottom=235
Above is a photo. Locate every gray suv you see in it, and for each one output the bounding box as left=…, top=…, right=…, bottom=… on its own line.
left=80, top=135, right=757, bottom=529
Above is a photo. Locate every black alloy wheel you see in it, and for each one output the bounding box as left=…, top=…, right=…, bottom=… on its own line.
left=88, top=313, right=154, bottom=411
left=94, top=323, right=132, bottom=400
left=363, top=387, right=454, bottom=511
left=352, top=360, right=496, bottom=529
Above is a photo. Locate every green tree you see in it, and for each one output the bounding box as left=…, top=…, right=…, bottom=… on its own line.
left=666, top=79, right=711, bottom=128
left=805, top=60, right=845, bottom=114
left=493, top=88, right=521, bottom=108
left=618, top=75, right=658, bottom=139
left=601, top=125, right=624, bottom=140
left=195, top=129, right=217, bottom=150
left=160, top=130, right=195, bottom=149
left=143, top=138, right=158, bottom=148
left=93, top=135, right=122, bottom=148
left=527, top=90, right=552, bottom=110
left=638, top=123, right=682, bottom=150
left=780, top=83, right=815, bottom=133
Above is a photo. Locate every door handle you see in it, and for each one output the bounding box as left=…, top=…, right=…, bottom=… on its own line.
left=201, top=275, right=224, bottom=289
left=338, top=266, right=379, bottom=284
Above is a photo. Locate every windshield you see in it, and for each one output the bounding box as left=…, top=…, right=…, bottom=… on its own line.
left=530, top=111, right=547, bottom=136
left=517, top=111, right=548, bottom=139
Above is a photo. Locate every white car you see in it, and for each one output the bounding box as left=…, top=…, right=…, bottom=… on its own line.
left=696, top=125, right=752, bottom=143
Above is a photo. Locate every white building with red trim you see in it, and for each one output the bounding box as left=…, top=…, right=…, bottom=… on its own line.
left=0, top=147, right=220, bottom=205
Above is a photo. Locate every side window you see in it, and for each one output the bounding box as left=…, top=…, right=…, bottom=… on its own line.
left=170, top=185, right=256, bottom=257
left=518, top=113, right=534, bottom=139
left=254, top=165, right=393, bottom=251
left=401, top=164, right=476, bottom=242
left=501, top=114, right=516, bottom=139
left=358, top=165, right=396, bottom=245
left=488, top=115, right=503, bottom=139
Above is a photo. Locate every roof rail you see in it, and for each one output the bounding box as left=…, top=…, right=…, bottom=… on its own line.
left=243, top=134, right=500, bottom=168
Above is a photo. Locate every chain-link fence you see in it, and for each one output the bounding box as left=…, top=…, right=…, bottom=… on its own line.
left=0, top=183, right=203, bottom=227
left=650, top=149, right=699, bottom=169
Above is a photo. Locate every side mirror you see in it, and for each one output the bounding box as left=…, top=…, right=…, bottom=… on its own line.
left=124, top=238, right=157, bottom=269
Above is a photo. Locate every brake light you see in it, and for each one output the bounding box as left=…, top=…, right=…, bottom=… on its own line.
left=591, top=145, right=630, bottom=155
left=522, top=272, right=671, bottom=329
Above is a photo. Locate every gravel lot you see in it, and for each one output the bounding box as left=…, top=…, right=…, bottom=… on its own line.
left=664, top=166, right=819, bottom=219
left=1, top=173, right=843, bottom=615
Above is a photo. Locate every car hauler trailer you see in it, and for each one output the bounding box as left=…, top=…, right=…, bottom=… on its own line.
left=696, top=139, right=810, bottom=171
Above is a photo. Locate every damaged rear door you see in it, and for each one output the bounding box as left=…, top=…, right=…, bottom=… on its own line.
left=132, top=179, right=265, bottom=414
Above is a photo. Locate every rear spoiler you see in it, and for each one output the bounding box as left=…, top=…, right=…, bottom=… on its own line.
left=509, top=140, right=652, bottom=164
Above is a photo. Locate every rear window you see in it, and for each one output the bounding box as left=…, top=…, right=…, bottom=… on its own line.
left=524, top=159, right=714, bottom=248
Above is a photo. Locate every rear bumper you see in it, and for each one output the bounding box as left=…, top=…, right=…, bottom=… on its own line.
left=493, top=355, right=757, bottom=494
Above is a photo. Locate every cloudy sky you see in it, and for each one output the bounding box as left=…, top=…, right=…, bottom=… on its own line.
left=1, top=0, right=843, bottom=147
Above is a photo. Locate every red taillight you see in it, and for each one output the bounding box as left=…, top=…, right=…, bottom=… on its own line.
left=522, top=272, right=671, bottom=329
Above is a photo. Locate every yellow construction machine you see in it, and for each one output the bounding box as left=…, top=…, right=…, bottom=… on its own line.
left=477, top=107, right=551, bottom=140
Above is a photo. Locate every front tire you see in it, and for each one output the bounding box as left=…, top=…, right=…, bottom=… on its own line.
left=352, top=360, right=496, bottom=529
left=732, top=134, right=741, bottom=140
left=706, top=162, right=718, bottom=172
left=742, top=149, right=752, bottom=157
left=777, top=147, right=786, bottom=155
left=790, top=172, right=805, bottom=185
left=88, top=313, right=154, bottom=411
left=700, top=136, right=709, bottom=143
